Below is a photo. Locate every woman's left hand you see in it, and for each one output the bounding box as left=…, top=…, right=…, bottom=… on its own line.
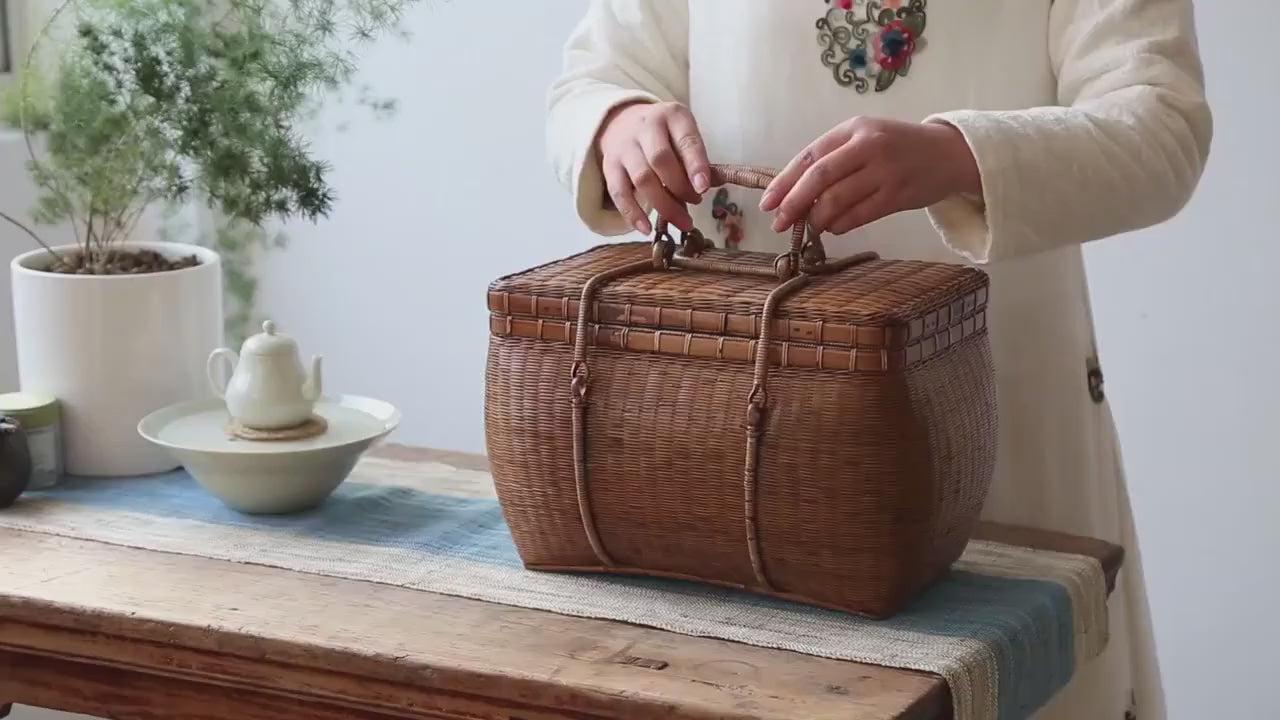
left=759, top=117, right=981, bottom=235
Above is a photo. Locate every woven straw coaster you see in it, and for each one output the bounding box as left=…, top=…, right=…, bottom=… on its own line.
left=224, top=415, right=328, bottom=442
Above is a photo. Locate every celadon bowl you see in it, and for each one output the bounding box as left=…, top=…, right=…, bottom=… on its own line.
left=138, top=395, right=400, bottom=514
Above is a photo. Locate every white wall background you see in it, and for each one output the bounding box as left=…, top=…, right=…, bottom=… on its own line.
left=2, top=1, right=1277, bottom=719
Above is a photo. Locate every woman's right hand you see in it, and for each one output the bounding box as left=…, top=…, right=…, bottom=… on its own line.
left=596, top=101, right=711, bottom=235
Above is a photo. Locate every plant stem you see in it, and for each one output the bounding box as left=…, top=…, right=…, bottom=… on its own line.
left=0, top=209, right=62, bottom=259
left=119, top=201, right=151, bottom=245
left=19, top=0, right=83, bottom=249
left=84, top=203, right=98, bottom=265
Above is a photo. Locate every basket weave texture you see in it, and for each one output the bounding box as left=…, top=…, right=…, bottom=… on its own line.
left=485, top=171, right=998, bottom=618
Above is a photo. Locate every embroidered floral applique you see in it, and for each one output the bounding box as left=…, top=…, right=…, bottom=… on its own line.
left=711, top=189, right=745, bottom=249
left=818, top=0, right=927, bottom=93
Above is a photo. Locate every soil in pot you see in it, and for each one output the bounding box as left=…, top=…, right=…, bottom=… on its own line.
left=47, top=248, right=201, bottom=275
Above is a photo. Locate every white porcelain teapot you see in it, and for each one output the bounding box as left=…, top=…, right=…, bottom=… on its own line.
left=207, top=320, right=323, bottom=430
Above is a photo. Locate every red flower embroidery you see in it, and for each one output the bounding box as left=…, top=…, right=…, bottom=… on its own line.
left=711, top=189, right=745, bottom=249
left=873, top=19, right=916, bottom=70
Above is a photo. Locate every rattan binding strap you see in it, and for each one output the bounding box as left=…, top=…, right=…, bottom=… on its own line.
left=570, top=164, right=879, bottom=591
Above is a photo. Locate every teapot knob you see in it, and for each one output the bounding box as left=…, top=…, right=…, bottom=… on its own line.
left=263, top=320, right=277, bottom=335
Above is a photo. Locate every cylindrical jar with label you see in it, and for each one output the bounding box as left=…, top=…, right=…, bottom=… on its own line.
left=0, top=393, right=63, bottom=490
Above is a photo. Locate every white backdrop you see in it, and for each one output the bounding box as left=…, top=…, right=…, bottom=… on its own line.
left=3, top=1, right=1277, bottom=718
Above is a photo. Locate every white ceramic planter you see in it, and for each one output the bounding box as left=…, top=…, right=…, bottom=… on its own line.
left=11, top=241, right=224, bottom=476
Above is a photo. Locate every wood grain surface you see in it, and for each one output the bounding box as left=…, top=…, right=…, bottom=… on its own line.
left=0, top=444, right=1123, bottom=720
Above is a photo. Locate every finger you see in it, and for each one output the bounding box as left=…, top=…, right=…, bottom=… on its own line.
left=665, top=109, right=711, bottom=196
left=770, top=141, right=870, bottom=233
left=809, top=170, right=880, bottom=234
left=826, top=188, right=894, bottom=236
left=623, top=150, right=691, bottom=231
left=638, top=123, right=698, bottom=205
left=603, top=155, right=650, bottom=235
left=759, top=127, right=850, bottom=213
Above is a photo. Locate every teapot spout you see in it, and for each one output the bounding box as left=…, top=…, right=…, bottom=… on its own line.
left=302, top=355, right=323, bottom=402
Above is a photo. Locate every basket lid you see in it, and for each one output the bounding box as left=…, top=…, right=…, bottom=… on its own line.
left=488, top=243, right=990, bottom=372
left=489, top=243, right=987, bottom=326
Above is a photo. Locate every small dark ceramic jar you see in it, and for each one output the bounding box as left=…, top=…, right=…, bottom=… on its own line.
left=0, top=415, right=33, bottom=508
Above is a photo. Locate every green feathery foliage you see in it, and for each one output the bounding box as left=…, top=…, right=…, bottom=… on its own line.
left=1, top=0, right=416, bottom=341
left=1, top=0, right=415, bottom=264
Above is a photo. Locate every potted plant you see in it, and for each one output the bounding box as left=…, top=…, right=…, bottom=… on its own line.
left=1, top=0, right=412, bottom=475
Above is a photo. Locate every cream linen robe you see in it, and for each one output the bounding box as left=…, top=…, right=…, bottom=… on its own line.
left=545, top=2, right=1213, bottom=718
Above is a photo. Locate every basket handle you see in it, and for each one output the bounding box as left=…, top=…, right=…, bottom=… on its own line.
left=569, top=164, right=879, bottom=587
left=652, top=164, right=860, bottom=281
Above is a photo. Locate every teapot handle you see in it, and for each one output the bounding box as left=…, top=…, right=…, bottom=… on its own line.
left=207, top=348, right=239, bottom=399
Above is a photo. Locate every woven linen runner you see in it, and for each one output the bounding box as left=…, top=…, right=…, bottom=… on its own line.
left=0, top=456, right=1109, bottom=720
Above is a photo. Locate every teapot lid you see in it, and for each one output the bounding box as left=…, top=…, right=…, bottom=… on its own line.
left=241, top=320, right=298, bottom=357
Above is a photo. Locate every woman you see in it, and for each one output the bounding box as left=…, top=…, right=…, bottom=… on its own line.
left=544, top=1, right=1212, bottom=718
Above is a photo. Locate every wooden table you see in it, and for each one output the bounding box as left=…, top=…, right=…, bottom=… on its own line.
left=0, top=446, right=1122, bottom=720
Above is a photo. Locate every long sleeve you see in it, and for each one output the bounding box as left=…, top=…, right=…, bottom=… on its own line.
left=924, top=0, right=1213, bottom=264
left=545, top=0, right=690, bottom=235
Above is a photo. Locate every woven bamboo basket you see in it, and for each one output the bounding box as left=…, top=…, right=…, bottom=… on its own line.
left=485, top=165, right=998, bottom=618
